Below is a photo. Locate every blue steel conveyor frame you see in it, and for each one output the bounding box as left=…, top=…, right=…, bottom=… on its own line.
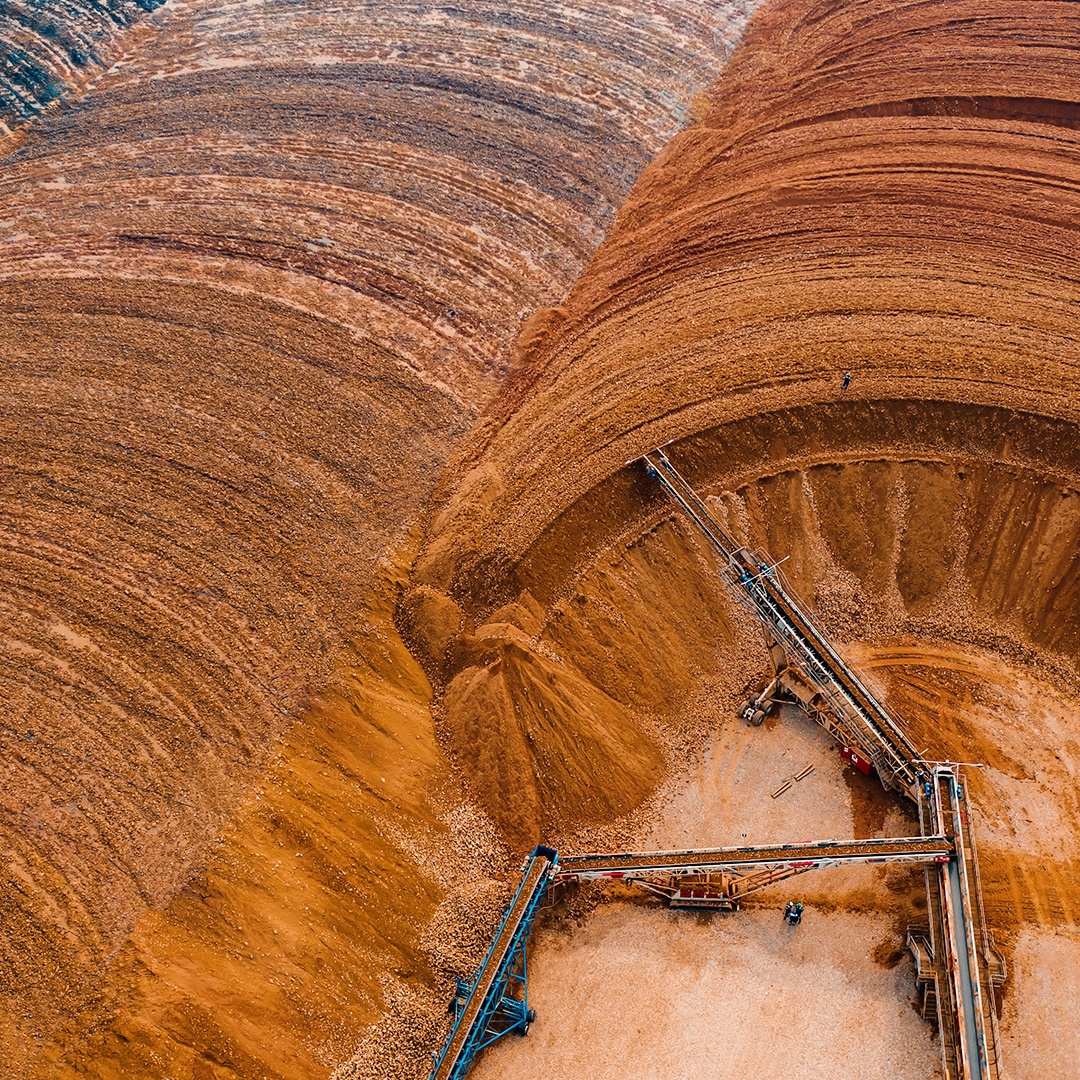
left=428, top=845, right=556, bottom=1080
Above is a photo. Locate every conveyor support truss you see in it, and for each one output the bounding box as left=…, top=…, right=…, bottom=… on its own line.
left=428, top=845, right=556, bottom=1080
left=640, top=447, right=925, bottom=800
left=639, top=446, right=1005, bottom=1080
left=423, top=449, right=1008, bottom=1080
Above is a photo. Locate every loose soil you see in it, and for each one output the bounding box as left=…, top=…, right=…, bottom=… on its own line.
left=5, top=1, right=1080, bottom=1079
left=1, top=3, right=759, bottom=1075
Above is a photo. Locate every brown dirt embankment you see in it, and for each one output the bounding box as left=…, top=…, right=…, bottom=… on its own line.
left=18, top=550, right=462, bottom=1080
left=418, top=0, right=1080, bottom=585
left=411, top=410, right=1080, bottom=857
left=2, top=0, right=758, bottom=402
left=2, top=2, right=761, bottom=1076
left=406, top=0, right=1080, bottom=852
left=401, top=518, right=750, bottom=849
left=0, top=278, right=454, bottom=1072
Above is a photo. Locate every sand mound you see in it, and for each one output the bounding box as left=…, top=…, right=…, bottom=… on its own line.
left=443, top=611, right=663, bottom=847
left=418, top=0, right=1080, bottom=592
left=1, top=2, right=760, bottom=1076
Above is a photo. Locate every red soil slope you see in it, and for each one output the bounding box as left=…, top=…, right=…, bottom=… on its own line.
left=1, top=2, right=758, bottom=1077
left=411, top=0, right=1080, bottom=847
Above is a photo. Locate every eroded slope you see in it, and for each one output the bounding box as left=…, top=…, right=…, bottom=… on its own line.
left=1, top=2, right=761, bottom=1077
left=409, top=0, right=1080, bottom=851
left=419, top=0, right=1080, bottom=586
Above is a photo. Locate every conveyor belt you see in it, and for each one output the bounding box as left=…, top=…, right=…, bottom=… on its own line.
left=931, top=769, right=1002, bottom=1080
left=746, top=577, right=922, bottom=789
left=557, top=834, right=952, bottom=878
left=638, top=448, right=1004, bottom=1080
left=430, top=846, right=556, bottom=1080
left=424, top=452, right=1008, bottom=1080
left=642, top=449, right=924, bottom=797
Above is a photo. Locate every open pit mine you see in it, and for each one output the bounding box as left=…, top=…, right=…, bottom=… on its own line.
left=3, top=2, right=1080, bottom=1079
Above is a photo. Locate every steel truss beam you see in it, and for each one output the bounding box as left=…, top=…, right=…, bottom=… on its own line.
left=556, top=834, right=952, bottom=907
left=639, top=447, right=1005, bottom=1080
left=429, top=846, right=556, bottom=1080
left=640, top=448, right=924, bottom=799
left=424, top=451, right=1008, bottom=1080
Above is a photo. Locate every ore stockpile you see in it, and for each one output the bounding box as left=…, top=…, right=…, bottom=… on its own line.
left=4, top=3, right=1080, bottom=1080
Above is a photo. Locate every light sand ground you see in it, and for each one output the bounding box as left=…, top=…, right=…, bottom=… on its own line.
left=474, top=707, right=941, bottom=1079
left=649, top=704, right=913, bottom=848
left=999, top=927, right=1080, bottom=1080
left=647, top=705, right=909, bottom=908
left=472, top=905, right=939, bottom=1080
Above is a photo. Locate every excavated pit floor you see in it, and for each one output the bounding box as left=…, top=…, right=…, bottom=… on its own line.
left=473, top=906, right=938, bottom=1080
left=470, top=639, right=1080, bottom=1079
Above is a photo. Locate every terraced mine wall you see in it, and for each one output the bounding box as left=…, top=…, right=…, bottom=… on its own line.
left=0, top=2, right=761, bottom=1078
left=5, top=1, right=1080, bottom=1078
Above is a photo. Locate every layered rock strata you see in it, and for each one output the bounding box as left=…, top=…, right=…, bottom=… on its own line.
left=1, top=1, right=759, bottom=1076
